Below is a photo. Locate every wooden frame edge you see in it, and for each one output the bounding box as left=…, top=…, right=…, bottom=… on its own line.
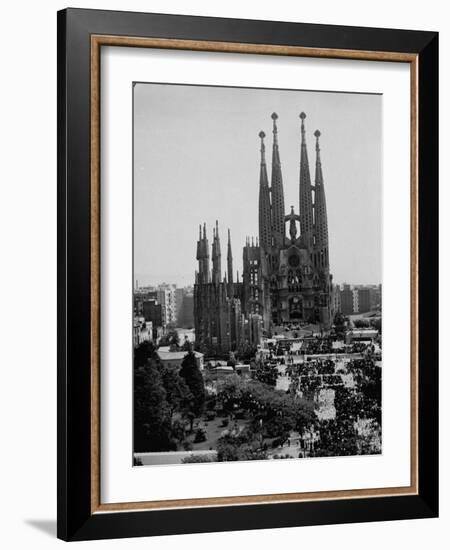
left=89, top=34, right=419, bottom=514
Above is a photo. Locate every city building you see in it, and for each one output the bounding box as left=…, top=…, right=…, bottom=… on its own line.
left=194, top=112, right=333, bottom=354
left=332, top=285, right=341, bottom=315
left=352, top=288, right=360, bottom=313
left=177, top=292, right=195, bottom=328
left=134, top=289, right=157, bottom=316
left=340, top=284, right=354, bottom=315
left=156, top=283, right=177, bottom=326
left=357, top=287, right=372, bottom=313
left=133, top=318, right=153, bottom=347
left=175, top=287, right=185, bottom=324
left=345, top=328, right=379, bottom=344
left=142, top=299, right=163, bottom=329
left=336, top=284, right=382, bottom=315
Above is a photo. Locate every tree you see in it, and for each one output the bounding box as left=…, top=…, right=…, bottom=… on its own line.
left=159, top=364, right=193, bottom=420
left=134, top=340, right=157, bottom=369
left=253, top=362, right=278, bottom=386
left=370, top=317, right=382, bottom=333
left=226, top=352, right=237, bottom=367
left=333, top=312, right=347, bottom=338
left=159, top=329, right=180, bottom=348
left=238, top=343, right=258, bottom=361
left=182, top=338, right=192, bottom=351
left=216, top=429, right=267, bottom=461
left=315, top=419, right=359, bottom=457
left=179, top=351, right=205, bottom=416
left=134, top=360, right=174, bottom=452
left=215, top=376, right=315, bottom=440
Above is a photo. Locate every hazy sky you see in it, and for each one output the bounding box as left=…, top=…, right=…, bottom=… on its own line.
left=134, top=83, right=381, bottom=287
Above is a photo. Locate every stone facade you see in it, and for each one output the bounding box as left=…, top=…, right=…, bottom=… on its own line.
left=194, top=112, right=333, bottom=355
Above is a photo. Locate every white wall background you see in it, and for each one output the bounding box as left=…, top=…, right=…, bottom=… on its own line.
left=0, top=1, right=446, bottom=548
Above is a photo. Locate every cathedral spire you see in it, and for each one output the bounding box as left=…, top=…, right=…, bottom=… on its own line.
left=212, top=220, right=222, bottom=285
left=270, top=112, right=285, bottom=243
left=314, top=130, right=323, bottom=186
left=258, top=130, right=272, bottom=250
left=313, top=130, right=329, bottom=269
left=227, top=228, right=233, bottom=287
left=299, top=112, right=314, bottom=247
left=196, top=222, right=210, bottom=283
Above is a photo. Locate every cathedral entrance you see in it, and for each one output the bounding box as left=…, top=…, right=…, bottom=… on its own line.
left=289, top=296, right=303, bottom=320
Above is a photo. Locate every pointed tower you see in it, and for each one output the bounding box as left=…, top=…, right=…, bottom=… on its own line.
left=196, top=223, right=210, bottom=283
left=270, top=112, right=285, bottom=242
left=299, top=112, right=314, bottom=248
left=258, top=131, right=272, bottom=250
left=313, top=130, right=329, bottom=269
left=212, top=220, right=222, bottom=285
left=227, top=228, right=233, bottom=286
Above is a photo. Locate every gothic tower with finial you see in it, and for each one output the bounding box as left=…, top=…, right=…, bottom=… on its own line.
left=313, top=129, right=329, bottom=270
left=211, top=220, right=222, bottom=285
left=270, top=113, right=285, bottom=245
left=299, top=112, right=314, bottom=248
left=194, top=221, right=246, bottom=354
left=258, top=131, right=272, bottom=250
left=227, top=228, right=234, bottom=297
left=196, top=223, right=210, bottom=284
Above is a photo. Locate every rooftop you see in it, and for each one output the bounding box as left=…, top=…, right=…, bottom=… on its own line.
left=157, top=350, right=204, bottom=361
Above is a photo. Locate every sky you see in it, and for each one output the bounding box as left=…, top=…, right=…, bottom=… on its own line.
left=133, top=82, right=382, bottom=288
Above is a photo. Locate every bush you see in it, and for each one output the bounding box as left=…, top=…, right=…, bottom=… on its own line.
left=193, top=428, right=207, bottom=443
left=354, top=319, right=370, bottom=328
left=182, top=454, right=216, bottom=463
left=182, top=440, right=193, bottom=451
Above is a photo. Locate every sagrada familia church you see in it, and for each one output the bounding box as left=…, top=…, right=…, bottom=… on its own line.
left=194, top=112, right=334, bottom=355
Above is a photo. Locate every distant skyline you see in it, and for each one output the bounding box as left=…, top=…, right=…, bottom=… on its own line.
left=134, top=281, right=380, bottom=290
left=134, top=83, right=382, bottom=287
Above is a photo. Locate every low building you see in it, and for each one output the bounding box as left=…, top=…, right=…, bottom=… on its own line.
left=210, top=365, right=235, bottom=376
left=235, top=364, right=251, bottom=376
left=157, top=349, right=204, bottom=371
left=345, top=329, right=378, bottom=344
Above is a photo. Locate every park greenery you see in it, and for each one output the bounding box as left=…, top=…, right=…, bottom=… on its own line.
left=134, top=333, right=382, bottom=461
left=134, top=342, right=315, bottom=458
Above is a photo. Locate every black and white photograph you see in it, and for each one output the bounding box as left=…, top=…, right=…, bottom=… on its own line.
left=133, top=83, right=382, bottom=466
left=0, top=0, right=442, bottom=545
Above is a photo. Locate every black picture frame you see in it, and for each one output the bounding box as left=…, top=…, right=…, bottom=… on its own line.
left=57, top=7, right=438, bottom=541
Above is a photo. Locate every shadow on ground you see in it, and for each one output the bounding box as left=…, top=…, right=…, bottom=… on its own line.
left=25, top=519, right=56, bottom=538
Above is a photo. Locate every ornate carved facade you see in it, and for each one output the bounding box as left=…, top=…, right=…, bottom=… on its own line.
left=194, top=113, right=333, bottom=355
